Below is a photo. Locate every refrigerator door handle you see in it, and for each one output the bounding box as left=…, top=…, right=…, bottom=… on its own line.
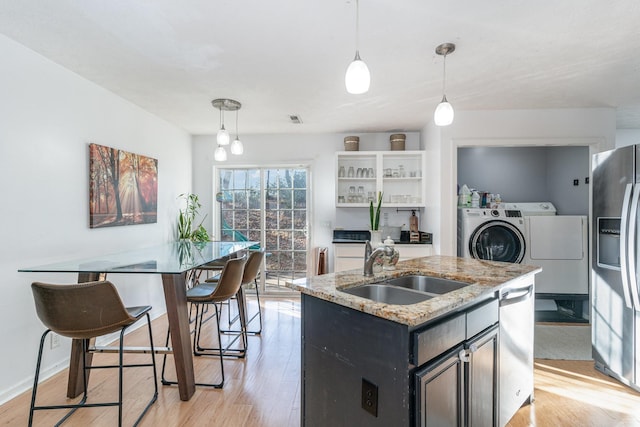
left=620, top=183, right=634, bottom=309
left=629, top=184, right=640, bottom=310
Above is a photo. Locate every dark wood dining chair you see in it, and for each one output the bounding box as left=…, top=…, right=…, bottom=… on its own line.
left=29, top=281, right=158, bottom=427
left=161, top=256, right=247, bottom=388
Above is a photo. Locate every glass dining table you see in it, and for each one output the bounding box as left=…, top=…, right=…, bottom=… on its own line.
left=19, top=240, right=258, bottom=401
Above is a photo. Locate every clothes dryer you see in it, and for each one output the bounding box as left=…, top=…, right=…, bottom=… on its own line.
left=457, top=208, right=526, bottom=263
left=505, top=202, right=589, bottom=296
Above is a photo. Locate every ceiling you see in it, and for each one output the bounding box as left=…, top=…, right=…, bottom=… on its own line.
left=1, top=0, right=639, bottom=135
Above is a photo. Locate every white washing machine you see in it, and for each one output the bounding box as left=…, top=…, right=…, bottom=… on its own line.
left=505, top=202, right=589, bottom=296
left=457, top=208, right=526, bottom=263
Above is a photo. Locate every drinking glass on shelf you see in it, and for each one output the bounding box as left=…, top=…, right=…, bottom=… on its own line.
left=368, top=168, right=374, bottom=178
left=338, top=166, right=346, bottom=177
left=349, top=186, right=356, bottom=195
left=348, top=166, right=355, bottom=177
left=338, top=196, right=345, bottom=203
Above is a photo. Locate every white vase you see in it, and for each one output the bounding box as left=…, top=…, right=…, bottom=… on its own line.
left=369, top=230, right=383, bottom=248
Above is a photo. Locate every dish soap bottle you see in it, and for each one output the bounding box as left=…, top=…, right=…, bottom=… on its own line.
left=382, top=236, right=399, bottom=270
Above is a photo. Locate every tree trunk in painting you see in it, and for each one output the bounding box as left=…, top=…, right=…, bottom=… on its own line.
left=110, top=149, right=123, bottom=222
left=97, top=145, right=123, bottom=222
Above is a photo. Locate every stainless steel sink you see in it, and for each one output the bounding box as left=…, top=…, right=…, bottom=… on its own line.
left=382, top=275, right=469, bottom=294
left=340, top=284, right=433, bottom=305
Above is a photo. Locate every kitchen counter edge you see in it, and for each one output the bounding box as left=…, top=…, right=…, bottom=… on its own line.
left=286, top=255, right=541, bottom=327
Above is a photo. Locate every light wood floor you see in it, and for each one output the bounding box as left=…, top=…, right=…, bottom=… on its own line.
left=2, top=297, right=640, bottom=426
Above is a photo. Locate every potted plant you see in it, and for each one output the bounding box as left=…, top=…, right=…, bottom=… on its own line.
left=369, top=191, right=383, bottom=247
left=177, top=193, right=210, bottom=243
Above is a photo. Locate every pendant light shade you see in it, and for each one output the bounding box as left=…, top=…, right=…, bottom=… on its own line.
left=217, top=125, right=230, bottom=146
left=434, top=95, right=454, bottom=126
left=434, top=43, right=456, bottom=127
left=214, top=145, right=228, bottom=161
left=211, top=98, right=242, bottom=161
left=345, top=51, right=370, bottom=94
left=345, top=0, right=369, bottom=94
left=231, top=137, right=243, bottom=155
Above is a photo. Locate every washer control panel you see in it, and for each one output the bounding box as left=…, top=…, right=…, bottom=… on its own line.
left=461, top=208, right=522, bottom=218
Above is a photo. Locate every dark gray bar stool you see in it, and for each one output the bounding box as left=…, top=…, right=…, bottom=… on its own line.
left=162, top=256, right=247, bottom=388
left=29, top=281, right=158, bottom=427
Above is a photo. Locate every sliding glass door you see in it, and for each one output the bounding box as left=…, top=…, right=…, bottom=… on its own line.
left=216, top=166, right=309, bottom=294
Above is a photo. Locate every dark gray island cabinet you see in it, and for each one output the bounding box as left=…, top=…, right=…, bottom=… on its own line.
left=287, top=256, right=539, bottom=427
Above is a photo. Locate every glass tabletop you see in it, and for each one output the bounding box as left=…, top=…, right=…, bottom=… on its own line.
left=18, top=241, right=259, bottom=274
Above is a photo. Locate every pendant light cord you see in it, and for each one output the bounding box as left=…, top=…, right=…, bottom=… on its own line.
left=355, top=0, right=360, bottom=53
left=442, top=52, right=447, bottom=96
left=235, top=109, right=240, bottom=138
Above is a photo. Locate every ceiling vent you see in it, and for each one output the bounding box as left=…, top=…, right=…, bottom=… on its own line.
left=289, top=115, right=303, bottom=124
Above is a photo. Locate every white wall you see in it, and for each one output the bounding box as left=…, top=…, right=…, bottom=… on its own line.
left=616, top=129, right=640, bottom=148
left=422, top=108, right=617, bottom=255
left=192, top=132, right=421, bottom=272
left=0, top=35, right=191, bottom=403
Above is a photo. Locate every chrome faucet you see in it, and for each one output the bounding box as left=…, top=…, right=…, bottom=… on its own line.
left=364, top=240, right=394, bottom=277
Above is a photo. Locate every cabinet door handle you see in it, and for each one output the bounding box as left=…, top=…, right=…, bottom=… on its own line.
left=458, top=348, right=470, bottom=363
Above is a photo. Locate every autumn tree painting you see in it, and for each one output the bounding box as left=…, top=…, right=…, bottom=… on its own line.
left=89, top=143, right=158, bottom=228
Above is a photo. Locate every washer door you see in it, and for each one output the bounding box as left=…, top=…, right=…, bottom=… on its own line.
left=469, top=220, right=525, bottom=263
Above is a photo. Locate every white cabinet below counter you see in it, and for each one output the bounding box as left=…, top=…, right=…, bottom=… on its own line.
left=333, top=243, right=433, bottom=273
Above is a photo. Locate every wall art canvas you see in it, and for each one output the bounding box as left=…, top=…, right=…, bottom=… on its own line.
left=89, top=143, right=158, bottom=228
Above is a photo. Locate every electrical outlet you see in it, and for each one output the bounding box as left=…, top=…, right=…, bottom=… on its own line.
left=50, top=333, right=60, bottom=349
left=361, top=378, right=378, bottom=417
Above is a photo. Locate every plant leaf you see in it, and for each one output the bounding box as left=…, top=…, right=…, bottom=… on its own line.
left=374, top=191, right=382, bottom=230
left=369, top=200, right=374, bottom=230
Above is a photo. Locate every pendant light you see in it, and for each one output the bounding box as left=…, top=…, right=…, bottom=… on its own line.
left=214, top=144, right=228, bottom=161
left=230, top=109, right=244, bottom=155
left=211, top=99, right=242, bottom=161
left=216, top=108, right=230, bottom=145
left=434, top=43, right=455, bottom=126
left=345, top=0, right=370, bottom=94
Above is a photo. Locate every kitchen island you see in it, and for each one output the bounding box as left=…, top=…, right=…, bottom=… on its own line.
left=286, top=255, right=541, bottom=427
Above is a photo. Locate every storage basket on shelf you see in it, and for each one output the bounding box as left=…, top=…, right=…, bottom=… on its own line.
left=344, top=136, right=359, bottom=151
left=390, top=133, right=406, bottom=151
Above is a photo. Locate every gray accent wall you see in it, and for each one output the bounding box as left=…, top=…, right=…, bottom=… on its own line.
left=457, top=146, right=589, bottom=215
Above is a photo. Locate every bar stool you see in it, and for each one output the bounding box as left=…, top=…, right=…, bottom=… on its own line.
left=161, top=256, right=247, bottom=388
left=214, top=249, right=265, bottom=335
left=29, top=281, right=158, bottom=427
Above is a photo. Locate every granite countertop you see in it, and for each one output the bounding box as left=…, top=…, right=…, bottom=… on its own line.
left=286, top=255, right=541, bottom=327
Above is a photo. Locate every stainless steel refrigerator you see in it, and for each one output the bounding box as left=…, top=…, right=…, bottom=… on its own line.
left=592, top=145, right=640, bottom=392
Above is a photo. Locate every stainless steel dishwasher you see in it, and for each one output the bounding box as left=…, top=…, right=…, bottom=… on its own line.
left=498, top=282, right=535, bottom=426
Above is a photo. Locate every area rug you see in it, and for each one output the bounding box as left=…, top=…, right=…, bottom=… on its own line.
left=534, top=324, right=592, bottom=360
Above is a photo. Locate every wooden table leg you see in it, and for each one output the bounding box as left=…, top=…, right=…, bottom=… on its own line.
left=66, top=272, right=105, bottom=398
left=162, top=272, right=196, bottom=401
